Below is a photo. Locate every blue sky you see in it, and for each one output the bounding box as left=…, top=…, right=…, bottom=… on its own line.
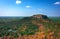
left=0, top=0, right=60, bottom=17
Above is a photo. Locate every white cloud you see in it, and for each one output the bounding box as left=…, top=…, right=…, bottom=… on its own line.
left=16, top=0, right=22, bottom=4
left=26, top=6, right=31, bottom=8
left=54, top=2, right=60, bottom=5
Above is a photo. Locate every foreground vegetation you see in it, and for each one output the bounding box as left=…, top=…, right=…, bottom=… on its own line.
left=0, top=15, right=60, bottom=39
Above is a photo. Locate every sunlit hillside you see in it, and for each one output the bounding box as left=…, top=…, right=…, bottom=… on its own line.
left=0, top=14, right=60, bottom=39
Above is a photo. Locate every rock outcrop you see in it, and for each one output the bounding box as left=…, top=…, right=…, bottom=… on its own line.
left=32, top=14, right=48, bottom=19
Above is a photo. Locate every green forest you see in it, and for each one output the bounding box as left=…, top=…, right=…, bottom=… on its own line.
left=0, top=15, right=60, bottom=39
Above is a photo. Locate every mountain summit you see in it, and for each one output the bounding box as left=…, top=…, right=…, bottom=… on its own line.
left=32, top=14, right=48, bottom=19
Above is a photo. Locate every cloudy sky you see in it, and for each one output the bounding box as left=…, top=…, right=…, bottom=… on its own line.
left=0, top=0, right=60, bottom=17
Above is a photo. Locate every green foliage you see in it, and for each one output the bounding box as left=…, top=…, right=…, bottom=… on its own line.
left=0, top=16, right=60, bottom=38
left=17, top=23, right=39, bottom=36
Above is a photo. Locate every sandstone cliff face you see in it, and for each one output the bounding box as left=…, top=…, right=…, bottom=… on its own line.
left=32, top=14, right=48, bottom=19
